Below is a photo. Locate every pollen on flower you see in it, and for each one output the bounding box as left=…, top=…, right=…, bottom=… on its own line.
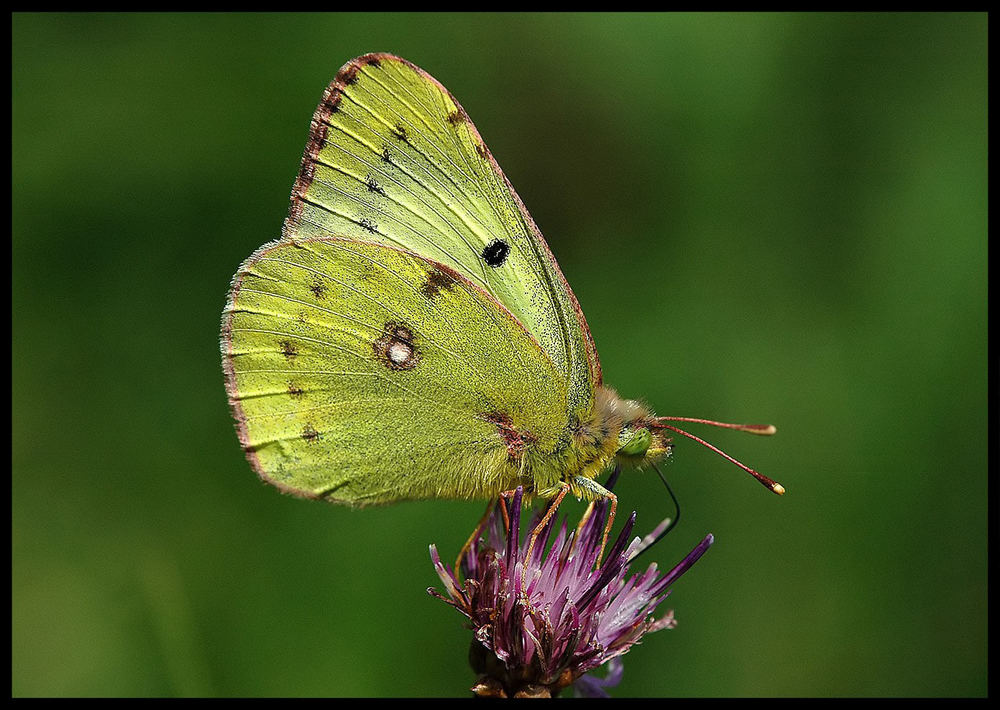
left=427, top=487, right=714, bottom=698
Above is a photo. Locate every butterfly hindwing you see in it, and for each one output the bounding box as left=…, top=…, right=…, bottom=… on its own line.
left=285, top=54, right=601, bottom=420
left=222, top=237, right=570, bottom=505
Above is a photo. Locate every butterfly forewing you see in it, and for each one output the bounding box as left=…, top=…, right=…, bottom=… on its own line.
left=285, top=54, right=599, bottom=420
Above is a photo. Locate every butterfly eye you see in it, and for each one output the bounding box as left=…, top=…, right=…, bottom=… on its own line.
left=618, top=427, right=652, bottom=457
left=481, top=239, right=510, bottom=267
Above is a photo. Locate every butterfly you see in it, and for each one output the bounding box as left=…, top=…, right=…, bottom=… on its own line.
left=220, top=53, right=782, bottom=521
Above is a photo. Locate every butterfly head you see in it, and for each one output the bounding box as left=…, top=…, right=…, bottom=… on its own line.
left=615, top=418, right=673, bottom=467
left=593, top=388, right=673, bottom=468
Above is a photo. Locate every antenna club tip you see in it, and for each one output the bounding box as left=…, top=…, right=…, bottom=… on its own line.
left=771, top=483, right=786, bottom=496
left=761, top=425, right=777, bottom=436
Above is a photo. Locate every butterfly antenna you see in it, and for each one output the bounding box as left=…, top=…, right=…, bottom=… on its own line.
left=659, top=416, right=777, bottom=436
left=654, top=416, right=785, bottom=495
left=629, top=460, right=680, bottom=561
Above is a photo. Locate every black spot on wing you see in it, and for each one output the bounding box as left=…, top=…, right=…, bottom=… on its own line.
left=482, top=239, right=510, bottom=267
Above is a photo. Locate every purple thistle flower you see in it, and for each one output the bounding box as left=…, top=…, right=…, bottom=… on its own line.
left=428, top=487, right=714, bottom=698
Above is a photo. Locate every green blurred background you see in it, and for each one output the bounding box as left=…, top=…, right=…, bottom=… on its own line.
left=12, top=12, right=987, bottom=697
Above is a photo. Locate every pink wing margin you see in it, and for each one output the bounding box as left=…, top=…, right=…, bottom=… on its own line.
left=220, top=239, right=321, bottom=500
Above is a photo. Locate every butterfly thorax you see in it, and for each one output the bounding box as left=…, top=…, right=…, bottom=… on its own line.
left=524, top=386, right=673, bottom=499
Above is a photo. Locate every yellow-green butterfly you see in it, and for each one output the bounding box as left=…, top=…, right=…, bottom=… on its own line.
left=221, top=53, right=782, bottom=518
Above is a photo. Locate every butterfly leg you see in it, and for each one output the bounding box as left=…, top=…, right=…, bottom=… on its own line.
left=571, top=476, right=618, bottom=569
left=520, top=483, right=570, bottom=594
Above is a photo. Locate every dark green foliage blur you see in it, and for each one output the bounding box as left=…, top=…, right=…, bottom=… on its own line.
left=12, top=12, right=987, bottom=697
